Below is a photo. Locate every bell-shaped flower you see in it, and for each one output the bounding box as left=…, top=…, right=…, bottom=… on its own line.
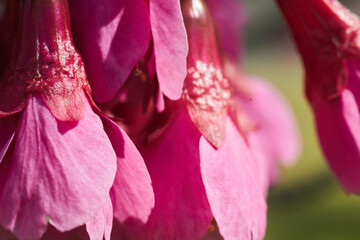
left=276, top=0, right=360, bottom=194
left=0, top=1, right=154, bottom=239
left=123, top=1, right=267, bottom=239
left=69, top=0, right=188, bottom=106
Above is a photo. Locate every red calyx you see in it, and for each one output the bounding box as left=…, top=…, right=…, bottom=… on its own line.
left=276, top=0, right=360, bottom=101
left=181, top=0, right=231, bottom=148
left=0, top=0, right=90, bottom=121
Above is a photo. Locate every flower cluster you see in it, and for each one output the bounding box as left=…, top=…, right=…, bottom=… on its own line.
left=0, top=0, right=304, bottom=239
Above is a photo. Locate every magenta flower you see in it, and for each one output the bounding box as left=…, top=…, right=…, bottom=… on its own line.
left=124, top=1, right=267, bottom=239
left=69, top=0, right=188, bottom=108
left=222, top=56, right=301, bottom=192
left=276, top=0, right=360, bottom=193
left=0, top=0, right=154, bottom=239
left=205, top=0, right=300, bottom=193
left=224, top=59, right=301, bottom=192
left=242, top=77, right=300, bottom=189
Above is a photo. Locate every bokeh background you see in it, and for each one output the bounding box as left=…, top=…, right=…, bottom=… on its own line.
left=241, top=1, right=360, bottom=239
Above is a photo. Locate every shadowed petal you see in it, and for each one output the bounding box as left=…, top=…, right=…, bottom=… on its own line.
left=247, top=132, right=277, bottom=194
left=237, top=77, right=301, bottom=166
left=200, top=117, right=267, bottom=240
left=69, top=0, right=151, bottom=103
left=132, top=108, right=212, bottom=240
left=313, top=88, right=360, bottom=194
left=0, top=225, right=17, bottom=240
left=40, top=224, right=88, bottom=240
left=101, top=115, right=154, bottom=233
left=150, top=0, right=188, bottom=100
left=0, top=94, right=117, bottom=240
left=86, top=198, right=113, bottom=240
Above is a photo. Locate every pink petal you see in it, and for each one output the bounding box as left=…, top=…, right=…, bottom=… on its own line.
left=237, top=76, right=301, bottom=166
left=69, top=0, right=151, bottom=103
left=131, top=108, right=213, bottom=240
left=0, top=95, right=117, bottom=240
left=100, top=115, right=154, bottom=233
left=313, top=74, right=360, bottom=194
left=205, top=0, right=246, bottom=60
left=110, top=220, right=126, bottom=240
left=199, top=117, right=267, bottom=240
left=0, top=115, right=17, bottom=163
left=247, top=132, right=277, bottom=194
left=86, top=198, right=113, bottom=240
left=150, top=0, right=188, bottom=100
left=155, top=85, right=165, bottom=112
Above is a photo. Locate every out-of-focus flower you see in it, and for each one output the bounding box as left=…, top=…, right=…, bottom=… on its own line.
left=224, top=58, right=301, bottom=193
left=276, top=0, right=360, bottom=194
left=0, top=0, right=154, bottom=239
left=69, top=0, right=188, bottom=108
left=123, top=1, right=267, bottom=239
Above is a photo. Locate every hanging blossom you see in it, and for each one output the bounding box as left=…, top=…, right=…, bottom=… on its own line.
left=68, top=0, right=188, bottom=111
left=0, top=0, right=154, bottom=239
left=206, top=0, right=300, bottom=193
left=117, top=0, right=267, bottom=239
left=276, top=0, right=360, bottom=194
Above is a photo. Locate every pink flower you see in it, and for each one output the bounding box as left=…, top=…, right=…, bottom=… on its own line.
left=0, top=0, right=154, bottom=239
left=222, top=58, right=301, bottom=193
left=276, top=0, right=360, bottom=193
left=69, top=0, right=188, bottom=107
left=124, top=1, right=267, bottom=239
left=204, top=0, right=301, bottom=193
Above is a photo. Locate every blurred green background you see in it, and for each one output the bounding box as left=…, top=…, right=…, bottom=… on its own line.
left=242, top=1, right=360, bottom=239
